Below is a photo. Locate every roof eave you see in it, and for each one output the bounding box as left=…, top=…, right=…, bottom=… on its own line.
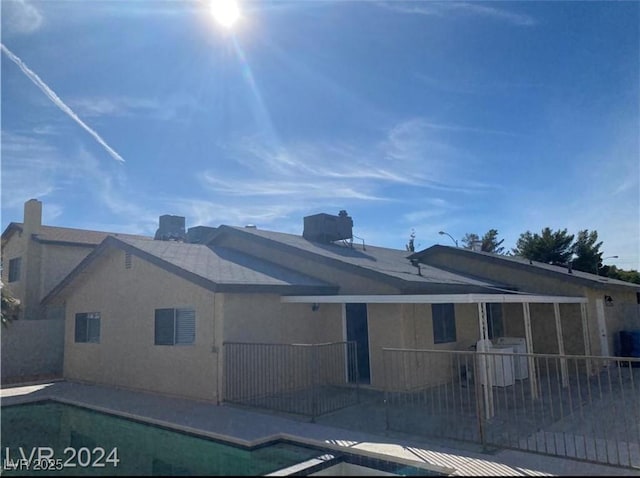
left=412, top=245, right=640, bottom=291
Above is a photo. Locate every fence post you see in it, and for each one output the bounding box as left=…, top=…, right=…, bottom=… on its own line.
left=311, top=344, right=319, bottom=422
left=384, top=348, right=390, bottom=432
left=473, top=352, right=487, bottom=450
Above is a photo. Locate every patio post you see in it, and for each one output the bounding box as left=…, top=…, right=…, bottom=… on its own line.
left=522, top=302, right=539, bottom=400
left=580, top=302, right=593, bottom=375
left=553, top=303, right=569, bottom=387
left=477, top=302, right=494, bottom=419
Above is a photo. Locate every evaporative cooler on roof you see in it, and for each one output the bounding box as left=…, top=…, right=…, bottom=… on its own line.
left=302, top=210, right=353, bottom=243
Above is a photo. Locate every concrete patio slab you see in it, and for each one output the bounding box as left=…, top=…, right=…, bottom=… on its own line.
left=2, top=381, right=638, bottom=476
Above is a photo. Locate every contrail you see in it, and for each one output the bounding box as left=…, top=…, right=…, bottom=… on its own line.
left=1, top=43, right=125, bottom=163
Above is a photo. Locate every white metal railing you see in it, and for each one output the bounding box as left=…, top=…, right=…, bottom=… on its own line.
left=383, top=348, right=640, bottom=469
left=223, top=341, right=359, bottom=420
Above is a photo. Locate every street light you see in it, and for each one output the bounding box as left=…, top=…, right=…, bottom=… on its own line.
left=438, top=231, right=458, bottom=247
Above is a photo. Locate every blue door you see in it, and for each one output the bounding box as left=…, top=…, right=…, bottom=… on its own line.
left=346, top=303, right=371, bottom=384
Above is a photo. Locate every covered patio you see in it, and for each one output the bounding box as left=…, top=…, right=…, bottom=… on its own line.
left=282, top=292, right=592, bottom=418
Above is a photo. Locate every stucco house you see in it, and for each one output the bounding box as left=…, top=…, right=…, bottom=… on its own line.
left=1, top=199, right=149, bottom=383
left=39, top=210, right=640, bottom=404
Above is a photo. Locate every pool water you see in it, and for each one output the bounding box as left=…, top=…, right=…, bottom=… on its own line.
left=1, top=401, right=321, bottom=476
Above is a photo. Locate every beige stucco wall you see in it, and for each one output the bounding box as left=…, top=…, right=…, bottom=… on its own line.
left=221, top=293, right=342, bottom=344
left=368, top=303, right=478, bottom=390
left=1, top=231, right=28, bottom=318
left=590, top=288, right=639, bottom=357
left=1, top=318, right=64, bottom=383
left=63, top=248, right=218, bottom=402
left=216, top=233, right=400, bottom=294
left=40, top=243, right=94, bottom=299
left=221, top=293, right=344, bottom=400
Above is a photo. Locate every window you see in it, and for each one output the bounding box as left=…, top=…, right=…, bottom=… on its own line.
left=8, top=258, right=21, bottom=282
left=75, top=313, right=100, bottom=343
left=154, top=308, right=195, bottom=346
left=432, top=303, right=456, bottom=344
left=487, top=303, right=504, bottom=339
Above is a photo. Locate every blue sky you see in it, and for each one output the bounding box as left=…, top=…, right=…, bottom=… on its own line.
left=2, top=0, right=639, bottom=269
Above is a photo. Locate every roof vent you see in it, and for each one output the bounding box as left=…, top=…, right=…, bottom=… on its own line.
left=303, top=210, right=353, bottom=243
left=155, top=215, right=186, bottom=241
left=245, top=224, right=257, bottom=229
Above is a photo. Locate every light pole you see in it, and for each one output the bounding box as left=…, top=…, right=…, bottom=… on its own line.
left=597, top=255, right=619, bottom=276
left=438, top=231, right=458, bottom=247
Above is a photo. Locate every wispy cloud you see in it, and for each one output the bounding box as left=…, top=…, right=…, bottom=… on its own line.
left=190, top=116, right=501, bottom=230
left=67, top=97, right=160, bottom=118
left=66, top=95, right=200, bottom=121
left=2, top=0, right=43, bottom=35
left=1, top=44, right=126, bottom=163
left=379, top=1, right=536, bottom=27
left=167, top=198, right=304, bottom=229
left=200, top=174, right=387, bottom=201
left=0, top=132, right=65, bottom=208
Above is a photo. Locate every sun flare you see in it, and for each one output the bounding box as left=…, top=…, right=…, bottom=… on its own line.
left=210, top=0, right=240, bottom=29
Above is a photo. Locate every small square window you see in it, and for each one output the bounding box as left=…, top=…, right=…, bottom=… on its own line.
left=75, top=312, right=100, bottom=343
left=154, top=308, right=195, bottom=346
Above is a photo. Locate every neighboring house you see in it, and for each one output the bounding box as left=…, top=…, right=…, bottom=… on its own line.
left=1, top=199, right=150, bottom=320
left=1, top=199, right=150, bottom=384
left=40, top=210, right=639, bottom=403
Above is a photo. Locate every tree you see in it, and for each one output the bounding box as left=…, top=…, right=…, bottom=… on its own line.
left=512, top=227, right=574, bottom=265
left=461, top=229, right=506, bottom=254
left=481, top=229, right=505, bottom=254
left=571, top=229, right=603, bottom=274
left=605, top=265, right=640, bottom=284
left=461, top=233, right=480, bottom=250
left=1, top=283, right=20, bottom=327
left=405, top=229, right=416, bottom=252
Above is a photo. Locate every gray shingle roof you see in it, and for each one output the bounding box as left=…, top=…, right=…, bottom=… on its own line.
left=411, top=245, right=640, bottom=290
left=119, top=237, right=336, bottom=290
left=42, top=236, right=338, bottom=304
left=4, top=222, right=150, bottom=245
left=216, top=226, right=504, bottom=290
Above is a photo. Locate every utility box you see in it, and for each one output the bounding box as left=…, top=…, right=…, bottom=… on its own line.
left=303, top=210, right=353, bottom=243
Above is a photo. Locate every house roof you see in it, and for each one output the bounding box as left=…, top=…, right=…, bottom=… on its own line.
left=42, top=236, right=338, bottom=304
left=2, top=222, right=150, bottom=246
left=209, top=226, right=508, bottom=293
left=409, top=245, right=640, bottom=290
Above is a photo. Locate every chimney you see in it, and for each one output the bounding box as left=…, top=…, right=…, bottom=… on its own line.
left=23, top=199, right=42, bottom=235
left=154, top=215, right=186, bottom=241
left=471, top=240, right=482, bottom=252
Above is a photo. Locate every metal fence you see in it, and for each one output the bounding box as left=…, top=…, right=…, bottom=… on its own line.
left=223, top=341, right=359, bottom=420
left=383, top=348, right=640, bottom=469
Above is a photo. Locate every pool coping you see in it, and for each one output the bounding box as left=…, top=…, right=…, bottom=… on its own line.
left=2, top=393, right=455, bottom=476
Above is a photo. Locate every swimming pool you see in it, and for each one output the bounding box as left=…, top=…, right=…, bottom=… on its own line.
left=1, top=401, right=321, bottom=476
